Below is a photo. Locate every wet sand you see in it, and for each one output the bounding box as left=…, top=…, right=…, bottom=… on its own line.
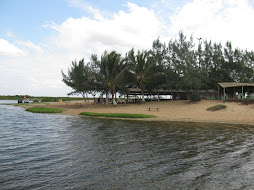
left=19, top=100, right=254, bottom=125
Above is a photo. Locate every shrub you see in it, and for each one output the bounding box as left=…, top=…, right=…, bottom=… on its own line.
left=41, top=98, right=57, bottom=102
left=191, top=91, right=201, bottom=101
left=207, top=104, right=227, bottom=111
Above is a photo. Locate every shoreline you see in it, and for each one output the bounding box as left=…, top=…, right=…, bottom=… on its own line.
left=15, top=99, right=254, bottom=126
left=78, top=115, right=254, bottom=127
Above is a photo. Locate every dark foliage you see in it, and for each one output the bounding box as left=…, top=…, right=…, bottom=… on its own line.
left=191, top=91, right=201, bottom=101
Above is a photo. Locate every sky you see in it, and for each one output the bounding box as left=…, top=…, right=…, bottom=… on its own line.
left=1, top=0, right=254, bottom=97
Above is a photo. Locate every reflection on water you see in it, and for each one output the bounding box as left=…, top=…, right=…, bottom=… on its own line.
left=1, top=104, right=254, bottom=189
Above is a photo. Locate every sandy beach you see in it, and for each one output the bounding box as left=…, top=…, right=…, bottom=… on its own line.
left=19, top=99, right=254, bottom=125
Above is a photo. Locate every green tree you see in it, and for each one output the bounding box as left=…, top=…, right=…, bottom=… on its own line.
left=150, top=38, right=168, bottom=100
left=223, top=41, right=236, bottom=82
left=200, top=40, right=215, bottom=90
left=91, top=51, right=128, bottom=105
left=170, top=32, right=200, bottom=99
left=127, top=49, right=159, bottom=102
left=167, top=39, right=181, bottom=93
left=61, top=59, right=93, bottom=103
left=244, top=50, right=254, bottom=82
left=210, top=42, right=226, bottom=86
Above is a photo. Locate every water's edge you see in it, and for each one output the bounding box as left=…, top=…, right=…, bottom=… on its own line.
left=1, top=104, right=254, bottom=189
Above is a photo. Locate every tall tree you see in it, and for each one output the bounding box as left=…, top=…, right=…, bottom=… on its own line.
left=61, top=59, right=92, bottom=103
left=92, top=51, right=128, bottom=105
left=210, top=42, right=226, bottom=86
left=200, top=40, right=214, bottom=90
left=244, top=50, right=254, bottom=82
left=150, top=38, right=168, bottom=100
left=128, top=49, right=158, bottom=102
left=170, top=32, right=200, bottom=99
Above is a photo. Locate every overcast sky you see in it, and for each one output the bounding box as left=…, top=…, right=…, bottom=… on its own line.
left=1, top=0, right=254, bottom=97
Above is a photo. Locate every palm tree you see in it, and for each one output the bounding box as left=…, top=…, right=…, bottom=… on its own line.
left=92, top=51, right=128, bottom=105
left=128, top=49, right=157, bottom=102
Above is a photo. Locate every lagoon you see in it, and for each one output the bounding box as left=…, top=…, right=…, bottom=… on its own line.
left=1, top=103, right=254, bottom=189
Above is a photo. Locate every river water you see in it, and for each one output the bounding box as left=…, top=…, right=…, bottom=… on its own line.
left=1, top=101, right=254, bottom=189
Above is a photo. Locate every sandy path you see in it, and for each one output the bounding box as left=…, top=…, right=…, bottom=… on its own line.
left=20, top=100, right=254, bottom=125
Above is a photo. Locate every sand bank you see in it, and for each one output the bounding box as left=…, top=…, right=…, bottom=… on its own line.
left=19, top=100, right=254, bottom=125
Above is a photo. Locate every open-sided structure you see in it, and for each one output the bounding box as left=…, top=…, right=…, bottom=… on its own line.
left=218, top=83, right=254, bottom=99
left=127, top=88, right=216, bottom=100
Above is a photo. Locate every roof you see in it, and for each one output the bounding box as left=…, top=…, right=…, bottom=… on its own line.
left=218, top=82, right=254, bottom=88
left=127, top=88, right=215, bottom=95
left=127, top=88, right=173, bottom=95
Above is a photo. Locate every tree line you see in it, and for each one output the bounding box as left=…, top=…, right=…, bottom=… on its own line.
left=62, top=32, right=254, bottom=104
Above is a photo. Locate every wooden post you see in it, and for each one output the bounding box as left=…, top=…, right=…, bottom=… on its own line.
left=223, top=88, right=225, bottom=100
left=218, top=86, right=220, bottom=100
left=242, top=86, right=244, bottom=99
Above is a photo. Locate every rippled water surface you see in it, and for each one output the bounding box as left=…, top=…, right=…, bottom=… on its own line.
left=1, top=104, right=254, bottom=189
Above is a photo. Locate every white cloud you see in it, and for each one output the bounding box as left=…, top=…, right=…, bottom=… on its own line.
left=0, top=2, right=166, bottom=96
left=2, top=1, right=254, bottom=97
left=0, top=38, right=44, bottom=57
left=34, top=2, right=165, bottom=96
left=6, top=31, right=15, bottom=38
left=168, top=0, right=254, bottom=50
left=17, top=41, right=44, bottom=54
left=66, top=0, right=107, bottom=20
left=0, top=39, right=26, bottom=56
left=48, top=2, right=164, bottom=57
left=0, top=53, right=73, bottom=96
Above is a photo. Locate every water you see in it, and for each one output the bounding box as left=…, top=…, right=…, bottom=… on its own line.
left=1, top=104, right=254, bottom=189
left=0, top=100, right=18, bottom=104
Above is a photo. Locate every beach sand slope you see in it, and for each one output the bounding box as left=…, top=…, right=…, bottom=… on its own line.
left=20, top=100, right=254, bottom=125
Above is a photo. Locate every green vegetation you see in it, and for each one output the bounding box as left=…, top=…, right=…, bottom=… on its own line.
left=80, top=112, right=156, bottom=119
left=225, top=99, right=254, bottom=105
left=91, top=51, right=128, bottom=105
left=128, top=49, right=161, bottom=102
left=62, top=31, right=254, bottom=104
left=207, top=104, right=227, bottom=111
left=191, top=91, right=201, bottom=101
left=25, top=107, right=63, bottom=113
left=0, top=95, right=31, bottom=100
left=62, top=59, right=94, bottom=104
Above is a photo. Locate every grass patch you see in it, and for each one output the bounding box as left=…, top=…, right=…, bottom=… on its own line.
left=80, top=112, right=156, bottom=119
left=207, top=104, right=227, bottom=111
left=25, top=107, right=63, bottom=113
